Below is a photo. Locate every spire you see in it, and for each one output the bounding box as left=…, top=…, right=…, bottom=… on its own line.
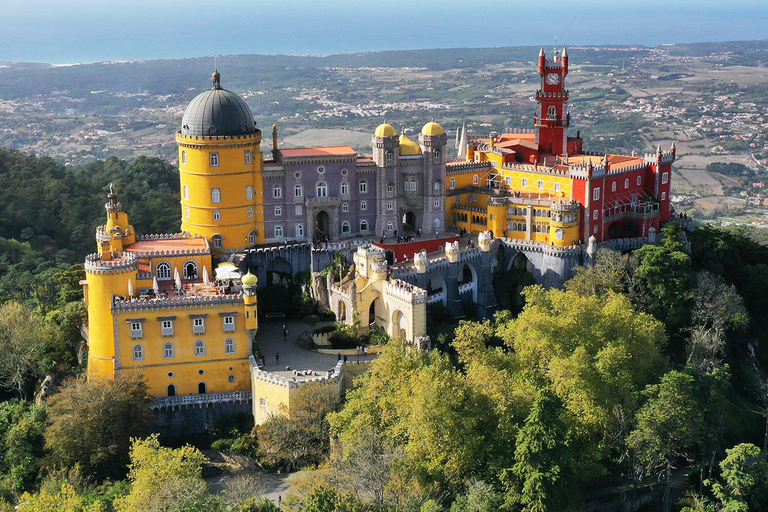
left=212, top=57, right=221, bottom=89
left=562, top=46, right=568, bottom=58
left=457, top=123, right=468, bottom=160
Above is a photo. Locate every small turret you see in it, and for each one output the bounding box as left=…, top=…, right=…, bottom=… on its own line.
left=648, top=225, right=657, bottom=243
left=587, top=235, right=597, bottom=255
left=538, top=47, right=546, bottom=74
left=446, top=241, right=459, bottom=263
left=272, top=124, right=278, bottom=155
left=670, top=140, right=676, bottom=158
left=370, top=258, right=388, bottom=281
left=242, top=271, right=259, bottom=332
left=561, top=46, right=568, bottom=74
left=414, top=251, right=428, bottom=274
left=478, top=231, right=492, bottom=252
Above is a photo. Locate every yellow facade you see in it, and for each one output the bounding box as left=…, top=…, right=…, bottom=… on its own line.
left=177, top=133, right=265, bottom=252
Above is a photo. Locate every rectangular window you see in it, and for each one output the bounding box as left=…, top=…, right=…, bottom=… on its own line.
left=211, top=188, right=221, bottom=203
left=554, top=183, right=561, bottom=192
left=662, top=172, right=669, bottom=184
left=637, top=176, right=642, bottom=186
left=223, top=316, right=235, bottom=333
left=593, top=209, right=599, bottom=220
left=244, top=150, right=252, bottom=165
left=183, top=185, right=189, bottom=200
left=521, top=178, right=528, bottom=188
left=434, top=199, right=440, bottom=207
left=130, top=322, right=143, bottom=339
left=185, top=207, right=190, bottom=218
left=193, top=317, right=205, bottom=334
left=593, top=187, right=600, bottom=201
left=161, top=320, right=173, bottom=336
left=260, top=398, right=266, bottom=407
left=661, top=191, right=667, bottom=200
left=248, top=207, right=254, bottom=218
left=209, top=152, right=219, bottom=167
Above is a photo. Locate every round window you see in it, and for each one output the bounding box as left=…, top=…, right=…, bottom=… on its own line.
left=228, top=375, right=236, bottom=383
left=167, top=372, right=174, bottom=378
left=198, top=369, right=205, bottom=375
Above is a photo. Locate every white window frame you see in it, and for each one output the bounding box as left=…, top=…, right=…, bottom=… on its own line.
left=434, top=218, right=440, bottom=228
left=161, top=320, right=174, bottom=336
left=537, top=180, right=544, bottom=190
left=434, top=199, right=440, bottom=207
left=522, top=178, right=528, bottom=187
left=593, top=187, right=600, bottom=201
left=342, top=202, right=349, bottom=212
left=209, top=152, right=219, bottom=167
left=295, top=205, right=302, bottom=215
left=246, top=185, right=253, bottom=200
left=555, top=228, right=563, bottom=240
left=185, top=206, right=190, bottom=218
left=410, top=181, right=416, bottom=191
left=225, top=338, right=236, bottom=354
left=662, top=172, right=669, bottom=184
left=342, top=221, right=350, bottom=233
left=248, top=207, right=254, bottom=218
left=450, top=177, right=456, bottom=189
left=385, top=151, right=393, bottom=163
left=163, top=342, right=175, bottom=358
left=275, top=225, right=283, bottom=237
left=213, top=210, right=221, bottom=221
left=624, top=178, right=630, bottom=189
left=316, top=181, right=328, bottom=197
left=387, top=221, right=393, bottom=231
left=433, top=149, right=440, bottom=163
left=611, top=181, right=617, bottom=192
left=193, top=317, right=205, bottom=334
left=275, top=206, right=282, bottom=216
left=223, top=315, right=235, bottom=333
left=244, top=150, right=252, bottom=165
left=248, top=231, right=257, bottom=245
left=341, top=182, right=349, bottom=195
left=386, top=201, right=393, bottom=211
left=296, top=224, right=304, bottom=237
left=183, top=185, right=189, bottom=200
left=637, top=176, right=642, bottom=186
left=593, top=209, right=599, bottom=220
left=360, top=220, right=369, bottom=231
left=661, top=191, right=667, bottom=200
left=472, top=174, right=479, bottom=185
left=554, top=182, right=561, bottom=192
left=359, top=180, right=368, bottom=193
left=212, top=234, right=223, bottom=249
left=133, top=344, right=144, bottom=361
left=294, top=184, right=303, bottom=197
left=360, top=200, right=367, bottom=211
left=130, top=322, right=142, bottom=340
left=273, top=185, right=282, bottom=198
left=181, top=150, right=187, bottom=165
left=211, top=188, right=221, bottom=203
left=156, top=262, right=172, bottom=280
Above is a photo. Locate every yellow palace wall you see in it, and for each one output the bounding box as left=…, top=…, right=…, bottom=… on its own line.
left=113, top=304, right=251, bottom=397
left=177, top=133, right=265, bottom=250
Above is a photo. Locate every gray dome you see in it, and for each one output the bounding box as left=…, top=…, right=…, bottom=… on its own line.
left=180, top=71, right=256, bottom=137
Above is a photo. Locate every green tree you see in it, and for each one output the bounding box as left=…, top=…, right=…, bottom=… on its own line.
left=16, top=483, right=105, bottom=512
left=114, top=434, right=218, bottom=512
left=628, top=371, right=703, bottom=512
left=709, top=443, right=768, bottom=512
left=45, top=374, right=153, bottom=482
left=502, top=389, right=575, bottom=512
left=0, top=301, right=51, bottom=399
left=0, top=400, right=47, bottom=494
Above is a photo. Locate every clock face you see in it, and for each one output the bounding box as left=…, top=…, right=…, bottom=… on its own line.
left=545, top=73, right=561, bottom=85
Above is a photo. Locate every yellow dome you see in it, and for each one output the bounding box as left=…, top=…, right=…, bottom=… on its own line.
left=399, top=133, right=421, bottom=155
left=374, top=123, right=397, bottom=138
left=421, top=121, right=445, bottom=136
left=241, top=272, right=258, bottom=287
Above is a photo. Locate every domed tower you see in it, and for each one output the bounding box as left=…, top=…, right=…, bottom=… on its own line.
left=418, top=120, right=447, bottom=235
left=176, top=70, right=264, bottom=253
left=372, top=123, right=400, bottom=235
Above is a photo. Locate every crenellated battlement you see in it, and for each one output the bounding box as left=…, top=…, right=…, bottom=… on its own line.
left=85, top=252, right=138, bottom=274
left=385, top=279, right=427, bottom=305
left=111, top=292, right=243, bottom=311
left=249, top=357, right=344, bottom=389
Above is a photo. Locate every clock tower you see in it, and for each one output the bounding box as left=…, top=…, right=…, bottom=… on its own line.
left=535, top=46, right=570, bottom=156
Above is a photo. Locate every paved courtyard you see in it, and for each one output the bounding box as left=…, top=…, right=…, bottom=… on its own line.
left=252, top=318, right=377, bottom=378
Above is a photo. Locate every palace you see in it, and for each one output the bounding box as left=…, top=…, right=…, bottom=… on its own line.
left=82, top=47, right=674, bottom=428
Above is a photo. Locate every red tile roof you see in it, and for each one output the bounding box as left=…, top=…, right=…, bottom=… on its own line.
left=280, top=146, right=357, bottom=158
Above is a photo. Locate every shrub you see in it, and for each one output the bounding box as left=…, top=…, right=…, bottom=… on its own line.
left=303, top=315, right=320, bottom=326
left=318, top=309, right=336, bottom=321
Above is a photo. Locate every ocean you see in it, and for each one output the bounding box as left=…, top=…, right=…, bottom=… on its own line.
left=1, top=0, right=766, bottom=64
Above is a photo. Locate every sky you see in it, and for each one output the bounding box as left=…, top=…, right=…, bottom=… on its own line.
left=1, top=0, right=767, bottom=64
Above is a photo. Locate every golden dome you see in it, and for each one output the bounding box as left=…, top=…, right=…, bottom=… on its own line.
left=374, top=123, right=397, bottom=138
left=421, top=121, right=445, bottom=136
left=241, top=272, right=258, bottom=287
left=399, top=133, right=421, bottom=155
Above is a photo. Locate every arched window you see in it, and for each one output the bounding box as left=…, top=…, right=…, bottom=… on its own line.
left=342, top=221, right=350, bottom=234
left=244, top=150, right=252, bottom=165
left=360, top=220, right=369, bottom=231
left=273, top=185, right=282, bottom=198
left=387, top=221, right=393, bottom=231
left=434, top=218, right=440, bottom=228
left=275, top=225, right=283, bottom=238
left=167, top=384, right=176, bottom=397
left=624, top=178, right=630, bottom=189
left=537, top=180, right=544, bottom=190
left=547, top=106, right=557, bottom=119
left=183, top=185, right=189, bottom=200
left=198, top=382, right=207, bottom=394
left=433, top=149, right=440, bottom=162
left=385, top=151, right=393, bottom=163
left=248, top=231, right=257, bottom=245
left=433, top=180, right=441, bottom=191
left=163, top=342, right=174, bottom=358
left=212, top=234, right=223, bottom=249
left=295, top=205, right=303, bottom=215
left=505, top=176, right=511, bottom=186
left=472, top=174, right=479, bottom=185
left=555, top=228, right=564, bottom=240
left=554, top=182, right=561, bottom=192
left=133, top=344, right=144, bottom=361
left=359, top=180, right=368, bottom=193
left=194, top=340, right=205, bottom=356
left=183, top=260, right=198, bottom=280
left=611, top=181, right=617, bottom=192
left=185, top=207, right=190, bottom=218
left=295, top=224, right=304, bottom=237
left=246, top=185, right=253, bottom=200
left=294, top=184, right=303, bottom=197
left=522, top=178, right=528, bottom=188
left=211, top=188, right=221, bottom=203
left=450, top=177, right=455, bottom=189
left=209, top=152, right=219, bottom=167
left=181, top=150, right=187, bottom=165
left=360, top=200, right=367, bottom=210
left=247, top=207, right=254, bottom=218
left=387, top=182, right=394, bottom=193
left=342, top=202, right=349, bottom=212
left=275, top=205, right=282, bottom=216
left=225, top=338, right=236, bottom=353
left=403, top=181, right=409, bottom=192
left=213, top=210, right=221, bottom=221
left=341, top=182, right=349, bottom=194
left=156, top=262, right=172, bottom=280
left=637, top=176, right=642, bottom=186
left=410, top=181, right=416, bottom=191
left=386, top=201, right=393, bottom=211
left=316, top=181, right=328, bottom=197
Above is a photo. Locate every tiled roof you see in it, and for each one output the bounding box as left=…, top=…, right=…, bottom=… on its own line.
left=280, top=146, right=357, bottom=158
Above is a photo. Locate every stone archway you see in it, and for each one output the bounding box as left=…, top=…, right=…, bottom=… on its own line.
left=338, top=300, right=347, bottom=322
left=428, top=272, right=447, bottom=305
left=402, top=211, right=417, bottom=232
left=316, top=210, right=330, bottom=237
left=391, top=309, right=407, bottom=339
left=458, top=262, right=478, bottom=302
